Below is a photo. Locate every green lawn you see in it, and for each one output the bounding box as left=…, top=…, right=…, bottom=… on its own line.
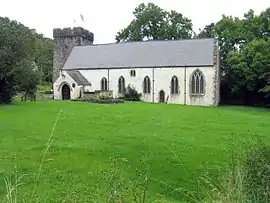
left=0, top=101, right=269, bottom=202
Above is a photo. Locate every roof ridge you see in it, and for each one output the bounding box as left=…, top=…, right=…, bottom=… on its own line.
left=74, top=38, right=215, bottom=48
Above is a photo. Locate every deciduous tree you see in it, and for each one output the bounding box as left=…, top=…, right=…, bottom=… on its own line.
left=0, top=17, right=48, bottom=103
left=0, top=17, right=36, bottom=103
left=116, top=3, right=193, bottom=42
left=198, top=8, right=270, bottom=104
left=227, top=39, right=270, bottom=97
left=197, top=23, right=215, bottom=39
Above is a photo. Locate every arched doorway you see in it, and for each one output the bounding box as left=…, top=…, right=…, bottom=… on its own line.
left=62, top=84, right=71, bottom=100
left=159, top=90, right=165, bottom=103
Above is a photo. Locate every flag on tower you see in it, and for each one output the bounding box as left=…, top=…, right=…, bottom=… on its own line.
left=80, top=14, right=84, bottom=22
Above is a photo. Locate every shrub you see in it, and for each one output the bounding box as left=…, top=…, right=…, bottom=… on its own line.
left=122, top=85, right=142, bottom=101
left=98, top=91, right=113, bottom=100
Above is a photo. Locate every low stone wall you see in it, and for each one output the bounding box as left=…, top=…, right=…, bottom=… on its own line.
left=82, top=90, right=113, bottom=100
left=73, top=90, right=123, bottom=104
left=82, top=92, right=96, bottom=100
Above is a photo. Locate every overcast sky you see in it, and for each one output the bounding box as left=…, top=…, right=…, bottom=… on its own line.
left=1, top=0, right=269, bottom=44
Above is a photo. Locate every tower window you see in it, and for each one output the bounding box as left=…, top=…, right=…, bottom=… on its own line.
left=130, top=70, right=136, bottom=77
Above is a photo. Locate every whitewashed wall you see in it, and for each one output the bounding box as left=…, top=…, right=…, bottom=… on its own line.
left=109, top=68, right=153, bottom=102
left=53, top=71, right=82, bottom=100
left=80, top=69, right=108, bottom=92
left=53, top=66, right=217, bottom=106
left=153, top=67, right=185, bottom=104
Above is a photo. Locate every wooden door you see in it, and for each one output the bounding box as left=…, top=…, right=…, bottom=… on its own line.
left=62, top=84, right=71, bottom=100
left=159, top=90, right=165, bottom=103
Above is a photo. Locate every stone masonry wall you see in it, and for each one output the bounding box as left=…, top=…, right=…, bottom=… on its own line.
left=212, top=38, right=221, bottom=106
left=53, top=27, right=94, bottom=83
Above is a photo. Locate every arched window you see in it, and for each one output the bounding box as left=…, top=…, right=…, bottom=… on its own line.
left=190, top=69, right=205, bottom=95
left=143, top=76, right=151, bottom=94
left=171, top=75, right=179, bottom=94
left=101, top=77, right=108, bottom=91
left=118, top=76, right=125, bottom=93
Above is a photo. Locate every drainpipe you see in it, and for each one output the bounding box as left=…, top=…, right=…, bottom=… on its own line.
left=107, top=69, right=110, bottom=91
left=152, top=68, right=155, bottom=103
left=184, top=66, right=187, bottom=105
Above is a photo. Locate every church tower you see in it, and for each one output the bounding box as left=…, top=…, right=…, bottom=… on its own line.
left=52, top=27, right=94, bottom=83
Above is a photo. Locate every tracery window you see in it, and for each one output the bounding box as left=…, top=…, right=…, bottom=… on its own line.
left=190, top=69, right=205, bottom=95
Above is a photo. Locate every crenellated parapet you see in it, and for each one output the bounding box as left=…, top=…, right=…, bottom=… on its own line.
left=53, top=27, right=94, bottom=42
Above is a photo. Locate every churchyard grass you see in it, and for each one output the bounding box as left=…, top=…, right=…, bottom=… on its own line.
left=0, top=100, right=269, bottom=202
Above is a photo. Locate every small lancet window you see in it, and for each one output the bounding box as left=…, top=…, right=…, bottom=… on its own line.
left=101, top=77, right=108, bottom=91
left=143, top=76, right=151, bottom=94
left=118, top=76, right=125, bottom=93
left=171, top=76, right=179, bottom=94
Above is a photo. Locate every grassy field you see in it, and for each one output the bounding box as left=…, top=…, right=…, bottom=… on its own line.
left=0, top=101, right=269, bottom=202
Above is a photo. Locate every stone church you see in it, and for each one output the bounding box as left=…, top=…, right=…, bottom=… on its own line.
left=53, top=27, right=220, bottom=106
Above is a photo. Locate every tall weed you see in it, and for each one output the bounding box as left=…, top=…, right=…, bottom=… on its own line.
left=1, top=109, right=63, bottom=203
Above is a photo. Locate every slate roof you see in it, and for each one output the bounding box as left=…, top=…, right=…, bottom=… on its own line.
left=63, top=38, right=216, bottom=70
left=66, top=70, right=90, bottom=85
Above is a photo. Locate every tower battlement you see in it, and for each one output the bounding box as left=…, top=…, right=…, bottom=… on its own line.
left=53, top=27, right=94, bottom=83
left=53, top=27, right=94, bottom=42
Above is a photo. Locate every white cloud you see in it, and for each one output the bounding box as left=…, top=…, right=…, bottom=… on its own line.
left=1, top=0, right=269, bottom=44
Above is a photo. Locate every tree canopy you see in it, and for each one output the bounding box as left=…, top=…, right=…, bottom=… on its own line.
left=115, top=3, right=194, bottom=42
left=0, top=16, right=53, bottom=103
left=197, top=8, right=270, bottom=104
